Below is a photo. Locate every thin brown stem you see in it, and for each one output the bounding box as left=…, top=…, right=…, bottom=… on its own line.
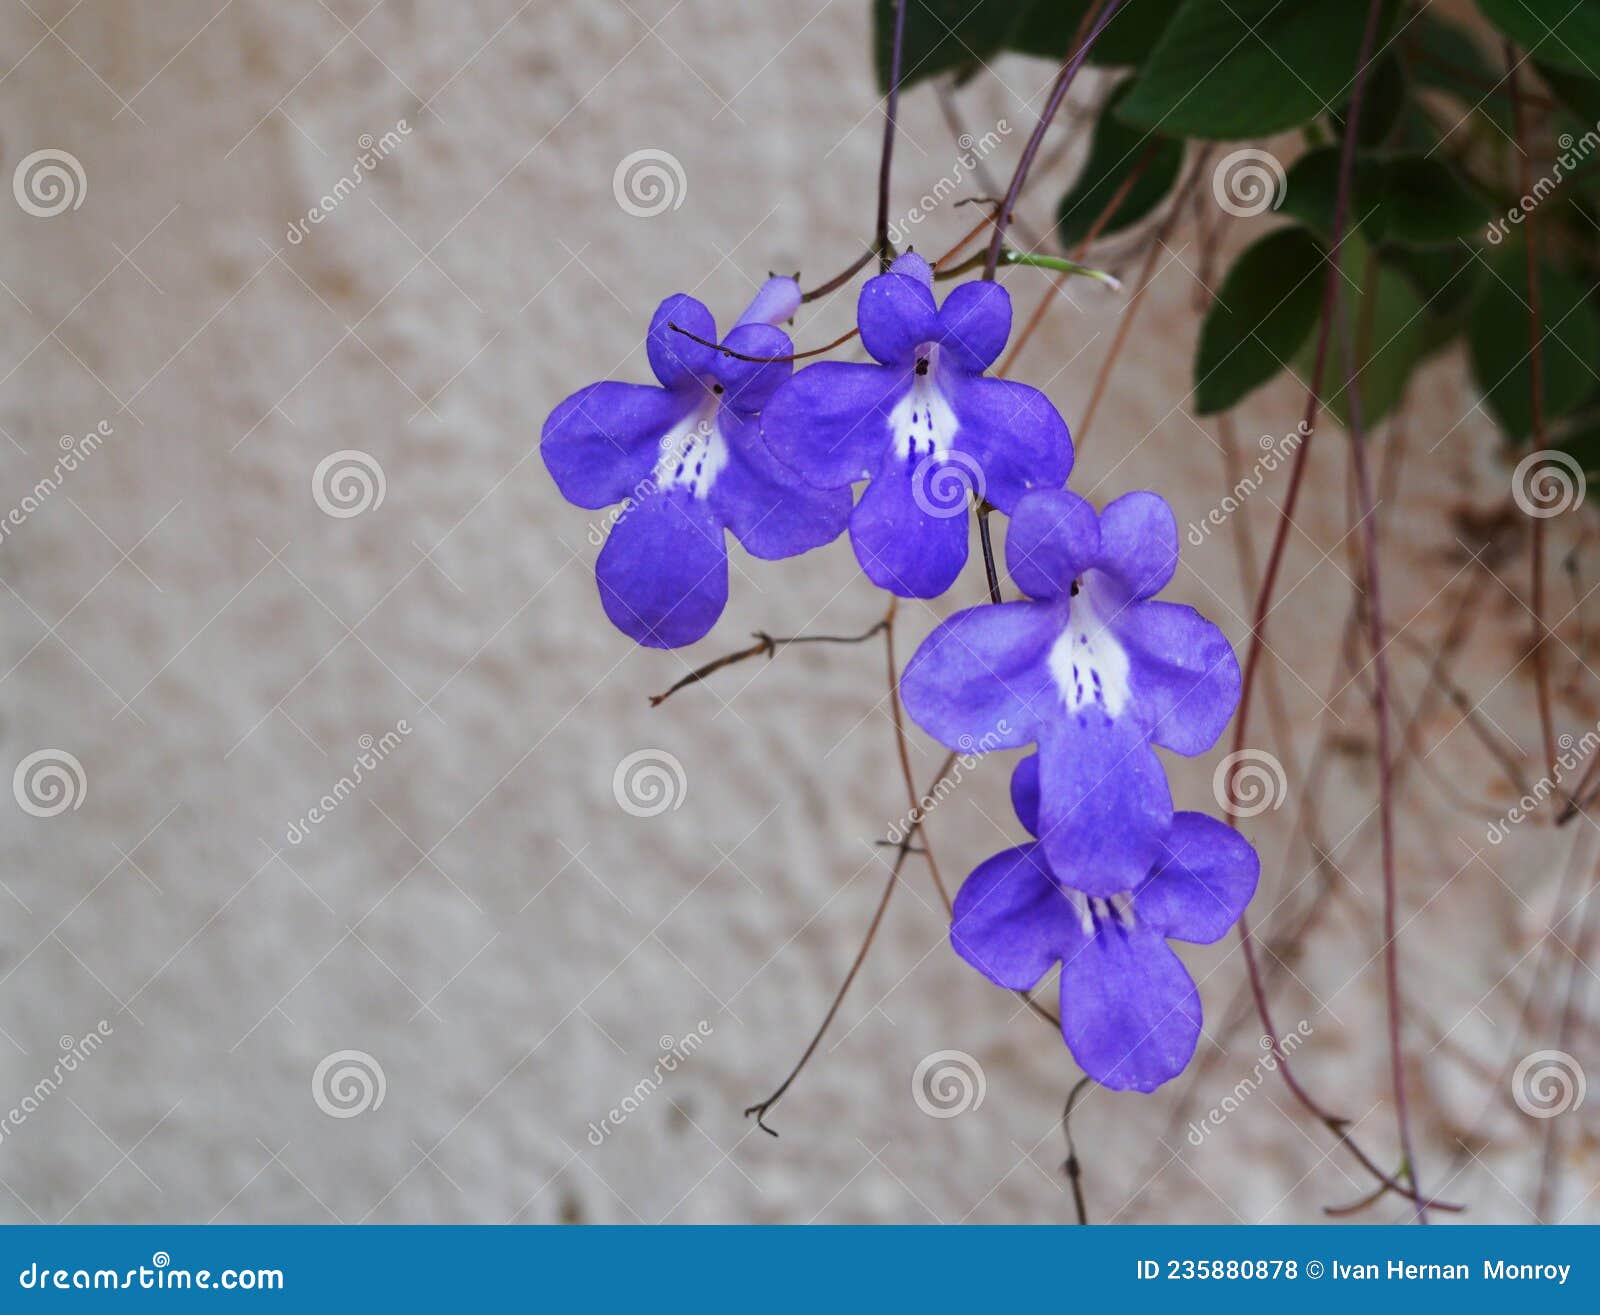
left=650, top=622, right=888, bottom=706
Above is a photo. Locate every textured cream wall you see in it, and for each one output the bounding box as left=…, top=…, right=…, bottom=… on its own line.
left=0, top=0, right=1591, bottom=1224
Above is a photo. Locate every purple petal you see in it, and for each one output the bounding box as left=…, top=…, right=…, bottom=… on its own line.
left=951, top=843, right=1082, bottom=990
left=899, top=601, right=1061, bottom=751
left=948, top=377, right=1073, bottom=514
left=1137, top=812, right=1259, bottom=945
left=1010, top=753, right=1041, bottom=837
left=714, top=323, right=793, bottom=413
left=541, top=382, right=693, bottom=510
left=849, top=460, right=969, bottom=598
left=733, top=275, right=801, bottom=329
left=858, top=268, right=938, bottom=367
left=936, top=279, right=1012, bottom=373
left=1003, top=488, right=1099, bottom=601
left=711, top=411, right=852, bottom=560
left=1096, top=491, right=1178, bottom=601
left=596, top=491, right=728, bottom=649
left=761, top=361, right=906, bottom=488
left=888, top=251, right=934, bottom=287
left=1115, top=600, right=1241, bottom=755
left=1059, top=921, right=1202, bottom=1092
left=647, top=294, right=717, bottom=390
left=1036, top=713, right=1173, bottom=897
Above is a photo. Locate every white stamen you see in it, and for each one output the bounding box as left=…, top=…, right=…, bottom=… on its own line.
left=1047, top=575, right=1131, bottom=719
left=653, top=395, right=727, bottom=499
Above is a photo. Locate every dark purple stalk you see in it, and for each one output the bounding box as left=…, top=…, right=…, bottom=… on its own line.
left=876, top=0, right=909, bottom=271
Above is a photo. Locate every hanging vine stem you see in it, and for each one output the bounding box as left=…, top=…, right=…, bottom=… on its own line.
left=981, top=0, right=1127, bottom=280
left=649, top=622, right=889, bottom=706
left=1061, top=1076, right=1093, bottom=1225
left=1507, top=44, right=1561, bottom=799
left=1227, top=0, right=1454, bottom=1217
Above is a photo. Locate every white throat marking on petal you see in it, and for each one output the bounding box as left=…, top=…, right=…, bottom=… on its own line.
left=886, top=342, right=958, bottom=473
left=653, top=395, right=728, bottom=499
left=1047, top=578, right=1131, bottom=719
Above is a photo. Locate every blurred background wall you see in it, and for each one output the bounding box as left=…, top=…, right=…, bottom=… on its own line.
left=0, top=0, right=1591, bottom=1223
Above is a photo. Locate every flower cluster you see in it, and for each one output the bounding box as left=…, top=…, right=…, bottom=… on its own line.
left=542, top=255, right=1255, bottom=1092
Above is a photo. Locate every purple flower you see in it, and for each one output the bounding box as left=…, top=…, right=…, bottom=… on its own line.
left=952, top=754, right=1257, bottom=1091
left=762, top=253, right=1072, bottom=599
left=900, top=488, right=1240, bottom=894
left=541, top=277, right=852, bottom=648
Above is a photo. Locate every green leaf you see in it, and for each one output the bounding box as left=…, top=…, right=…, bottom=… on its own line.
left=1299, top=237, right=1430, bottom=427
left=872, top=0, right=1013, bottom=92
left=1119, top=0, right=1396, bottom=140
left=1194, top=227, right=1327, bottom=415
left=1388, top=245, right=1486, bottom=356
left=1476, top=0, right=1600, bottom=78
left=1469, top=253, right=1600, bottom=439
left=1331, top=53, right=1408, bottom=147
left=1055, top=82, right=1184, bottom=246
left=1405, top=11, right=1513, bottom=129
left=1279, top=147, right=1490, bottom=246
left=1009, top=0, right=1184, bottom=68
